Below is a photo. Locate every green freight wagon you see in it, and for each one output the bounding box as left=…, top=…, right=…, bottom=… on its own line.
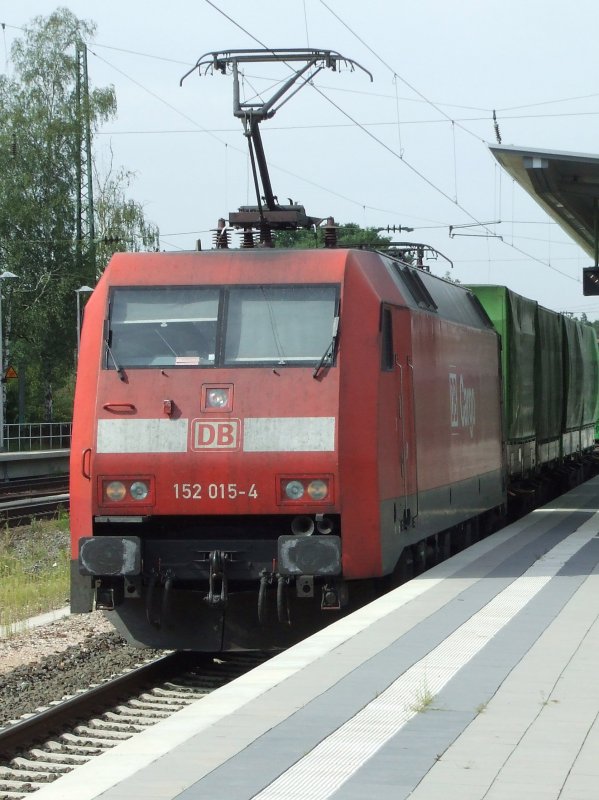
left=535, top=305, right=563, bottom=465
left=468, top=285, right=537, bottom=478
left=469, top=284, right=599, bottom=478
left=561, top=315, right=599, bottom=456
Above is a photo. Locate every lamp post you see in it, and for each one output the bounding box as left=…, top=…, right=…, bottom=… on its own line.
left=75, top=285, right=94, bottom=357
left=0, top=270, right=18, bottom=450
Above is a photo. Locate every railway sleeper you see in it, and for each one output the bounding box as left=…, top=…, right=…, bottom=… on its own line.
left=102, top=711, right=157, bottom=726
left=0, top=766, right=55, bottom=781
left=44, top=740, right=102, bottom=755
left=114, top=703, right=169, bottom=717
left=151, top=687, right=207, bottom=699
left=127, top=698, right=186, bottom=711
left=95, top=714, right=156, bottom=732
left=0, top=778, right=49, bottom=791
left=60, top=732, right=118, bottom=748
left=12, top=756, right=71, bottom=774
left=138, top=692, right=191, bottom=705
left=29, top=748, right=90, bottom=764
left=170, top=676, right=230, bottom=688
left=72, top=725, right=131, bottom=741
left=162, top=679, right=211, bottom=690
left=85, top=718, right=145, bottom=733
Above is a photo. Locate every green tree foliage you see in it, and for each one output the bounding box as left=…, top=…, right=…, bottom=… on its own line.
left=274, top=222, right=393, bottom=250
left=94, top=156, right=160, bottom=271
left=272, top=223, right=418, bottom=267
left=0, top=9, right=159, bottom=422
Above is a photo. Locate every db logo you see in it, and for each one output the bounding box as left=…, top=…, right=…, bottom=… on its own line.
left=191, top=419, right=240, bottom=450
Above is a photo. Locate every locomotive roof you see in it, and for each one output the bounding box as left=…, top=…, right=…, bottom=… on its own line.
left=101, top=248, right=492, bottom=332
left=378, top=253, right=493, bottom=330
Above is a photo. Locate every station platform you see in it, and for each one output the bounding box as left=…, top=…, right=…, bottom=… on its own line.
left=0, top=449, right=68, bottom=481
left=35, top=477, right=599, bottom=800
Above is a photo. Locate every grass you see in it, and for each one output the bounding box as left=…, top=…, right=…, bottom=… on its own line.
left=411, top=682, right=435, bottom=713
left=0, top=511, right=70, bottom=632
left=540, top=691, right=560, bottom=707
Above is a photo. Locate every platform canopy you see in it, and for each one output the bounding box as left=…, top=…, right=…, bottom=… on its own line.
left=490, top=144, right=599, bottom=258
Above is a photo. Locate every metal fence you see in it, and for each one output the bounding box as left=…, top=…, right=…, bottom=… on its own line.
left=4, top=423, right=72, bottom=452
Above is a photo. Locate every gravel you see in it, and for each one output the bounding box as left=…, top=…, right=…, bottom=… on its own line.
left=0, top=519, right=168, bottom=727
left=4, top=524, right=70, bottom=568
left=0, top=612, right=167, bottom=727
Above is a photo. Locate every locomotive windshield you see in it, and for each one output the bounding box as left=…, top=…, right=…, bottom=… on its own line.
left=106, top=284, right=338, bottom=369
left=224, top=286, right=336, bottom=364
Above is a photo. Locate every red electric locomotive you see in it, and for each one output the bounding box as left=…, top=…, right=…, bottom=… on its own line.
left=70, top=245, right=505, bottom=650
left=70, top=48, right=507, bottom=650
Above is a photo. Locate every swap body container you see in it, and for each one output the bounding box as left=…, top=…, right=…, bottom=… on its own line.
left=535, top=305, right=563, bottom=465
left=469, top=284, right=599, bottom=476
left=468, top=285, right=536, bottom=478
left=562, top=315, right=599, bottom=456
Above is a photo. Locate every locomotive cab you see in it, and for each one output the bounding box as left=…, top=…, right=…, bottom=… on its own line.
left=71, top=250, right=356, bottom=650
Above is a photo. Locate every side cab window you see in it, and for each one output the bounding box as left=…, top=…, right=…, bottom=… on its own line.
left=381, top=305, right=394, bottom=371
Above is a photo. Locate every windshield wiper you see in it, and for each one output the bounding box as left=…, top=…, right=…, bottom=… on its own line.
left=105, top=337, right=127, bottom=382
left=313, top=316, right=339, bottom=379
left=104, top=310, right=127, bottom=381
left=153, top=327, right=179, bottom=357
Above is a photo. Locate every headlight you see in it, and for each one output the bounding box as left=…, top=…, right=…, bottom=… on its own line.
left=279, top=476, right=333, bottom=504
left=130, top=481, right=149, bottom=501
left=101, top=476, right=153, bottom=505
left=206, top=388, right=229, bottom=408
left=307, top=480, right=328, bottom=500
left=203, top=385, right=232, bottom=411
left=284, top=480, right=305, bottom=500
left=105, top=481, right=126, bottom=502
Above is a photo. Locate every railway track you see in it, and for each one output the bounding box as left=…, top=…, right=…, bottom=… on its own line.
left=0, top=650, right=267, bottom=798
left=0, top=476, right=69, bottom=526
left=0, top=476, right=68, bottom=502
left=0, top=495, right=69, bottom=527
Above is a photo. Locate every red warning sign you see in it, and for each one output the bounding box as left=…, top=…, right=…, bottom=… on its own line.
left=4, top=366, right=17, bottom=380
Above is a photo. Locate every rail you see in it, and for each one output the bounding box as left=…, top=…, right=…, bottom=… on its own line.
left=0, top=490, right=69, bottom=526
left=0, top=651, right=267, bottom=796
left=0, top=652, right=185, bottom=758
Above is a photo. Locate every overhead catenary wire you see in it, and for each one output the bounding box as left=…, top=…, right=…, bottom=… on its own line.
left=94, top=45, right=440, bottom=233
left=200, top=0, right=482, bottom=216
left=318, top=0, right=484, bottom=144
left=91, top=104, right=599, bottom=136
left=302, top=0, right=310, bottom=47
left=90, top=49, right=234, bottom=151
left=91, top=105, right=599, bottom=133
left=6, top=13, right=586, bottom=277
left=88, top=48, right=436, bottom=222
left=3, top=13, right=587, bottom=286
left=200, top=0, right=581, bottom=284
left=4, top=20, right=597, bottom=116
left=316, top=3, right=583, bottom=282
left=393, top=75, right=404, bottom=157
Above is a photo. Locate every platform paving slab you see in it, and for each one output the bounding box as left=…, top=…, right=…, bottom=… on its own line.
left=29, top=479, right=599, bottom=800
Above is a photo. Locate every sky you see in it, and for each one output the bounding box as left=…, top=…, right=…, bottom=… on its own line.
left=4, top=0, right=599, bottom=318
